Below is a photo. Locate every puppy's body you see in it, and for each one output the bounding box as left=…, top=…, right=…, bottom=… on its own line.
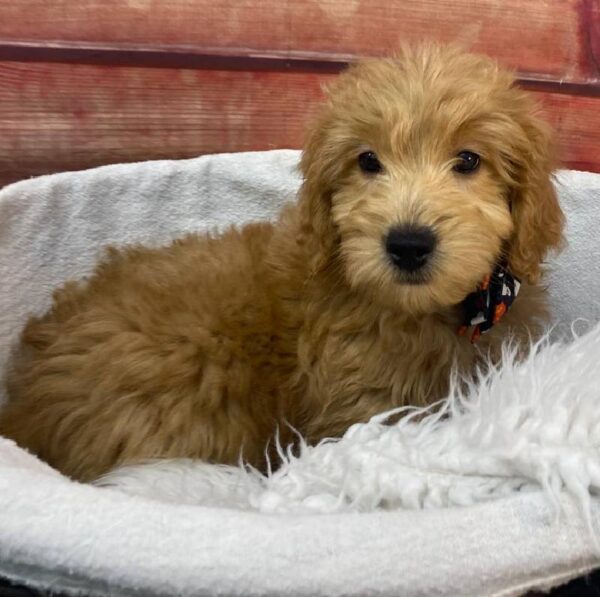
left=0, top=209, right=476, bottom=480
left=0, top=46, right=563, bottom=481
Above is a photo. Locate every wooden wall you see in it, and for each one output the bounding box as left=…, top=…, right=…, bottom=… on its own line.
left=1, top=0, right=598, bottom=187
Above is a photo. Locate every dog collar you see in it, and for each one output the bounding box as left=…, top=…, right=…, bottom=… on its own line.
left=458, top=264, right=520, bottom=343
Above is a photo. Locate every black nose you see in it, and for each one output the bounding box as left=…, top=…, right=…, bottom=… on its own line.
left=385, top=227, right=437, bottom=272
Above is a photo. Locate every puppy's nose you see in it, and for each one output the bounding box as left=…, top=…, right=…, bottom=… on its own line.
left=385, top=227, right=437, bottom=272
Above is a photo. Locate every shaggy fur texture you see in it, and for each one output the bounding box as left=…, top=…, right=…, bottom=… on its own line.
left=0, top=45, right=564, bottom=481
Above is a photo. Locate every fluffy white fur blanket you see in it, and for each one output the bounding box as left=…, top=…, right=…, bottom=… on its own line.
left=1, top=152, right=600, bottom=596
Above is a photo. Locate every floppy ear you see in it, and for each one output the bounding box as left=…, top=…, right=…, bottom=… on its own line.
left=296, top=106, right=344, bottom=269
left=506, top=105, right=565, bottom=283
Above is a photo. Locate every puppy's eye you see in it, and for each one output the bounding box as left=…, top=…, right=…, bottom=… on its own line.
left=358, top=151, right=382, bottom=174
left=453, top=151, right=480, bottom=174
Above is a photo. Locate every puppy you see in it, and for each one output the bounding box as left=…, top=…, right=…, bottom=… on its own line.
left=0, top=45, right=564, bottom=481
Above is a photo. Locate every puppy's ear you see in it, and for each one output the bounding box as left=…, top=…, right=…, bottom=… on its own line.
left=297, top=106, right=342, bottom=267
left=506, top=103, right=565, bottom=284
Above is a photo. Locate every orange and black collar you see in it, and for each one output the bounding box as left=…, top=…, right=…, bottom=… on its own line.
left=459, top=264, right=521, bottom=343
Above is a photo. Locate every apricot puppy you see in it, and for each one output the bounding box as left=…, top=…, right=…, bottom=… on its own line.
left=0, top=46, right=564, bottom=481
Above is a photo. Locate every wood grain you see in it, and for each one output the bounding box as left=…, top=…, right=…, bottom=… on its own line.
left=0, top=62, right=327, bottom=187
left=1, top=61, right=598, bottom=189
left=535, top=91, right=600, bottom=173
left=0, top=0, right=595, bottom=82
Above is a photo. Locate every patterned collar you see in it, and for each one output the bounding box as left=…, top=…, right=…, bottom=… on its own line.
left=458, top=264, right=521, bottom=343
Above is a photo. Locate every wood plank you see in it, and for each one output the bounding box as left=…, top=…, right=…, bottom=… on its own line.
left=288, top=0, right=594, bottom=82
left=2, top=42, right=598, bottom=99
left=0, top=0, right=594, bottom=83
left=0, top=62, right=328, bottom=188
left=535, top=92, right=600, bottom=173
left=1, top=62, right=598, bottom=188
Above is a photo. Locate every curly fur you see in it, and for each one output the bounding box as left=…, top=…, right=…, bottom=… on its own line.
left=0, top=45, right=564, bottom=481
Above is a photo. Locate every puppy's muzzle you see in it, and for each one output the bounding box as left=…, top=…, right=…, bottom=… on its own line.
left=385, top=226, right=437, bottom=273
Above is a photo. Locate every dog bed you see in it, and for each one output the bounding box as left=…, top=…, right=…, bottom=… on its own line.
left=1, top=151, right=600, bottom=596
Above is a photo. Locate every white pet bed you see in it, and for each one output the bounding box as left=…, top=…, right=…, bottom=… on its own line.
left=1, top=151, right=600, bottom=596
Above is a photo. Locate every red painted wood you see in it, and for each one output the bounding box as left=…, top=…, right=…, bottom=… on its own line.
left=0, top=0, right=595, bottom=83
left=0, top=62, right=328, bottom=187
left=585, top=0, right=600, bottom=78
left=287, top=0, right=595, bottom=82
left=536, top=91, right=600, bottom=173
left=1, top=42, right=598, bottom=99
left=0, top=61, right=598, bottom=189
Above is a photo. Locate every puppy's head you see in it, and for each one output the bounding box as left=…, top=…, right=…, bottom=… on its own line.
left=299, top=45, right=564, bottom=314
